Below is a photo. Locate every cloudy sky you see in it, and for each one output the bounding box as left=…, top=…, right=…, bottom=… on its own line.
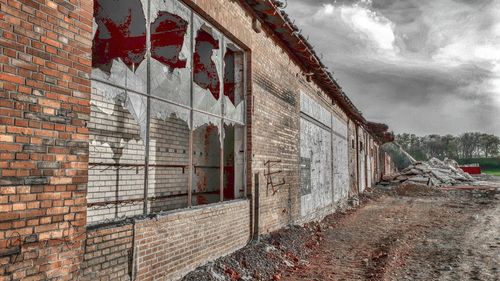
left=284, top=0, right=500, bottom=136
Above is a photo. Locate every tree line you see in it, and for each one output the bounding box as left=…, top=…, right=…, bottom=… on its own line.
left=395, top=132, right=500, bottom=161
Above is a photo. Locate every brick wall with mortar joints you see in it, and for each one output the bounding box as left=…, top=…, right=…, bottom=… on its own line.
left=81, top=223, right=134, bottom=281
left=134, top=200, right=250, bottom=281
left=184, top=0, right=356, bottom=233
left=0, top=0, right=93, bottom=279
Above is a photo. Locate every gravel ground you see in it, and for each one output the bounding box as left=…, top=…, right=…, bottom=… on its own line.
left=182, top=177, right=500, bottom=281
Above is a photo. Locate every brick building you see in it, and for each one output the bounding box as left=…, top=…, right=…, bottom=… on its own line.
left=0, top=0, right=395, bottom=280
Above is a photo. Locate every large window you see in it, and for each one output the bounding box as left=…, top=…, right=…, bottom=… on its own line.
left=88, top=0, right=246, bottom=224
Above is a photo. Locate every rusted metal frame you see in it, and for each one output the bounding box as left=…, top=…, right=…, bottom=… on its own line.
left=365, top=131, right=369, bottom=189
left=242, top=50, right=248, bottom=199
left=188, top=8, right=194, bottom=208
left=143, top=0, right=152, bottom=216
left=220, top=36, right=225, bottom=203
left=91, top=77, right=148, bottom=97
left=331, top=113, right=335, bottom=206
left=87, top=191, right=214, bottom=208
left=89, top=163, right=187, bottom=173
left=355, top=123, right=360, bottom=194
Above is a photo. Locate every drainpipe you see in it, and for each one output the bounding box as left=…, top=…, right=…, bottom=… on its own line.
left=252, top=173, right=260, bottom=242
left=355, top=124, right=360, bottom=194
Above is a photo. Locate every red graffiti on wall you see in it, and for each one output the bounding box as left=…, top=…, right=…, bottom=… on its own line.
left=194, top=30, right=221, bottom=100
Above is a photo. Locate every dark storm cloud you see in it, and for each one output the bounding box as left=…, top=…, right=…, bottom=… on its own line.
left=284, top=0, right=500, bottom=135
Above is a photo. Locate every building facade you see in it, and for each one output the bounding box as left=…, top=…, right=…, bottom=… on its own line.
left=0, top=0, right=395, bottom=280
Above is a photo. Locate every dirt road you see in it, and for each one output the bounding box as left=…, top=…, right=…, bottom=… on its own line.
left=285, top=184, right=500, bottom=281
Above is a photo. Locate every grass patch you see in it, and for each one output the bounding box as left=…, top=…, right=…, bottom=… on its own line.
left=483, top=169, right=500, bottom=176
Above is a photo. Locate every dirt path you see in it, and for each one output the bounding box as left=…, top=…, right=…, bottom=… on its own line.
left=284, top=185, right=500, bottom=281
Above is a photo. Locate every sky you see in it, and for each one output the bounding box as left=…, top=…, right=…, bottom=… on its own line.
left=284, top=0, right=500, bottom=136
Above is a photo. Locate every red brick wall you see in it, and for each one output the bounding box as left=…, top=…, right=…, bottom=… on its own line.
left=134, top=200, right=250, bottom=281
left=81, top=223, right=134, bottom=281
left=0, top=0, right=93, bottom=279
left=186, top=0, right=351, bottom=233
left=0, top=0, right=382, bottom=280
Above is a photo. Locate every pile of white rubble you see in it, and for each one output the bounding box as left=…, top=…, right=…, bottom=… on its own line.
left=381, top=158, right=475, bottom=187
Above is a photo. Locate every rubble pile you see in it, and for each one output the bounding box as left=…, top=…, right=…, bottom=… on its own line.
left=381, top=158, right=475, bottom=187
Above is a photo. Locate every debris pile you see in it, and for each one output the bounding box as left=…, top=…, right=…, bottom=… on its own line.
left=381, top=158, right=475, bottom=187
left=182, top=223, right=324, bottom=281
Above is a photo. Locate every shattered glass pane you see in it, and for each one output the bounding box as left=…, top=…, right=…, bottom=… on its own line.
left=87, top=84, right=146, bottom=224
left=223, top=121, right=245, bottom=200
left=92, top=61, right=147, bottom=95
left=150, top=0, right=192, bottom=106
left=223, top=41, right=245, bottom=122
left=148, top=99, right=190, bottom=212
left=192, top=112, right=222, bottom=206
left=92, top=0, right=147, bottom=72
left=91, top=80, right=148, bottom=140
left=193, top=16, right=222, bottom=115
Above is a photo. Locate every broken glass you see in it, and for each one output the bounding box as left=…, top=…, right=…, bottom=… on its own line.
left=150, top=0, right=192, bottom=106
left=193, top=16, right=222, bottom=115
left=192, top=112, right=222, bottom=206
left=223, top=121, right=245, bottom=200
left=92, top=0, right=147, bottom=72
left=223, top=41, right=245, bottom=123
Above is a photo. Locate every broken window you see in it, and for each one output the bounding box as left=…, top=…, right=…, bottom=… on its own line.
left=194, top=29, right=221, bottom=99
left=150, top=0, right=192, bottom=106
left=92, top=0, right=147, bottom=72
left=88, top=0, right=246, bottom=225
left=223, top=41, right=245, bottom=123
left=223, top=122, right=245, bottom=200
left=87, top=85, right=147, bottom=224
left=193, top=17, right=223, bottom=115
left=148, top=100, right=190, bottom=212
left=192, top=113, right=222, bottom=206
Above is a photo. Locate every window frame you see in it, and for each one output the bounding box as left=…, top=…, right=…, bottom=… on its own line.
left=88, top=0, right=248, bottom=224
